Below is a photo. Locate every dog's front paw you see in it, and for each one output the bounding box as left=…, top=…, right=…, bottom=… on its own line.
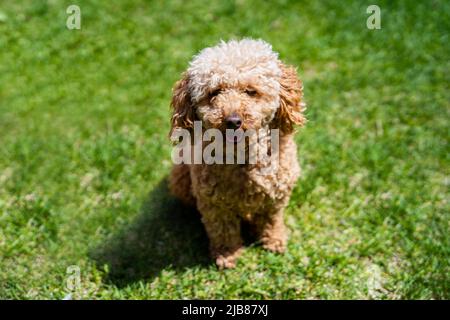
left=261, top=237, right=287, bottom=253
left=213, top=247, right=243, bottom=269
left=215, top=255, right=237, bottom=269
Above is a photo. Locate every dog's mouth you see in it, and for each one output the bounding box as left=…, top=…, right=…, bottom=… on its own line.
left=224, top=129, right=244, bottom=144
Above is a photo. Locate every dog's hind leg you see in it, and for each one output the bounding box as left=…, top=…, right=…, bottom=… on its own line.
left=169, top=164, right=196, bottom=207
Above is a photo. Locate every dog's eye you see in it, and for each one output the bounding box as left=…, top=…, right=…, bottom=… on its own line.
left=245, top=89, right=257, bottom=97
left=209, top=89, right=221, bottom=98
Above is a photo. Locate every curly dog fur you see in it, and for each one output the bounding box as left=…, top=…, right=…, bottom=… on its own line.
left=169, top=39, right=306, bottom=269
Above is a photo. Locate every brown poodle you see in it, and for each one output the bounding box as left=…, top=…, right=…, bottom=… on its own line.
left=168, top=39, right=306, bottom=269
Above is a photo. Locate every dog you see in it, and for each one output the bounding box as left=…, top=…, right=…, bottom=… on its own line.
left=168, top=39, right=306, bottom=269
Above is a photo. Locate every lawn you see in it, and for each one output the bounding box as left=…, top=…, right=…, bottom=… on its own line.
left=0, top=0, right=448, bottom=299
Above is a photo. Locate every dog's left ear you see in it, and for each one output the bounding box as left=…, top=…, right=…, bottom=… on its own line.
left=273, top=63, right=306, bottom=134
left=169, top=72, right=195, bottom=137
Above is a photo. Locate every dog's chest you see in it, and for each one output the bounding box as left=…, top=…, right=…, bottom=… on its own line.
left=192, top=164, right=291, bottom=213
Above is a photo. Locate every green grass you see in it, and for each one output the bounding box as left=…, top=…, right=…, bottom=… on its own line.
left=0, top=0, right=449, bottom=299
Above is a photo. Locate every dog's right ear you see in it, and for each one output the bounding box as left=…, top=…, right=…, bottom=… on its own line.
left=273, top=63, right=306, bottom=134
left=170, top=72, right=195, bottom=137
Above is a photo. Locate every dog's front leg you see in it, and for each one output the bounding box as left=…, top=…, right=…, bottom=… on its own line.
left=199, top=206, right=243, bottom=269
left=254, top=209, right=288, bottom=253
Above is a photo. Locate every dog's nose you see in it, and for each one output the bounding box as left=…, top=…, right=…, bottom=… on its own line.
left=225, top=114, right=242, bottom=129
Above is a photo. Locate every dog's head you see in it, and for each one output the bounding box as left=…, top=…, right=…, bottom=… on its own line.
left=170, top=39, right=305, bottom=137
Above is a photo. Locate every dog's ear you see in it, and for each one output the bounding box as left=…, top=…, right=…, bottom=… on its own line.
left=273, top=63, right=306, bottom=134
left=170, top=72, right=195, bottom=137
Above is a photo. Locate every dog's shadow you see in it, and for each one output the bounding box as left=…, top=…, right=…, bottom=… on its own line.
left=90, top=178, right=210, bottom=287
